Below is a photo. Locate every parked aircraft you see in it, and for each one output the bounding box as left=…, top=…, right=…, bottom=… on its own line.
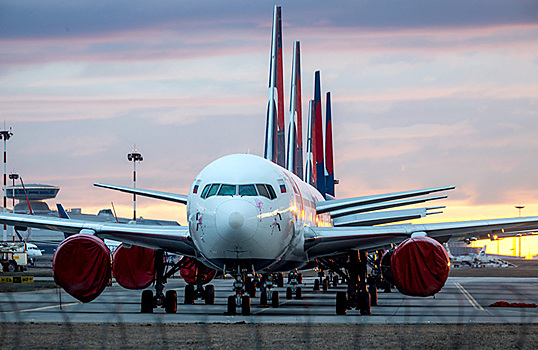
left=1, top=6, right=537, bottom=315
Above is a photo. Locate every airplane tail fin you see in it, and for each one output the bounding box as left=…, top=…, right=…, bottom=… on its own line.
left=325, top=91, right=335, bottom=197
left=287, top=41, right=303, bottom=179
left=264, top=5, right=286, bottom=167
left=313, top=71, right=326, bottom=197
left=57, top=203, right=70, bottom=219
left=305, top=99, right=314, bottom=186
left=479, top=245, right=487, bottom=256
left=56, top=204, right=70, bottom=239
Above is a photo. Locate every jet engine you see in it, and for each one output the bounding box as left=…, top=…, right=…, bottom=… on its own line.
left=381, top=236, right=450, bottom=297
left=112, top=244, right=155, bottom=289
left=53, top=234, right=111, bottom=303
left=179, top=257, right=217, bottom=284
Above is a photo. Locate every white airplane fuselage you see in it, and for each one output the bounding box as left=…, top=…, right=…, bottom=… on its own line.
left=186, top=154, right=330, bottom=273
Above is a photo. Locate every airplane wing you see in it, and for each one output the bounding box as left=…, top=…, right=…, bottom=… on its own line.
left=305, top=216, right=538, bottom=259
left=94, top=183, right=188, bottom=204
left=315, top=186, right=455, bottom=215
left=0, top=212, right=196, bottom=256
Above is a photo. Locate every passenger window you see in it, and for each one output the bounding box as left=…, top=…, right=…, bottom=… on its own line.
left=201, top=184, right=211, bottom=198
left=256, top=184, right=270, bottom=198
left=239, top=184, right=257, bottom=196
left=206, top=184, right=220, bottom=198
left=218, top=184, right=236, bottom=196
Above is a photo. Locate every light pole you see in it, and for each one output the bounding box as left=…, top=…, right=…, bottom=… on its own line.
left=515, top=205, right=525, bottom=217
left=0, top=127, right=13, bottom=242
left=127, top=149, right=143, bottom=222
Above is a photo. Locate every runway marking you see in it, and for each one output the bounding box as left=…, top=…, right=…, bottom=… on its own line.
left=454, top=282, right=484, bottom=311
left=0, top=302, right=80, bottom=314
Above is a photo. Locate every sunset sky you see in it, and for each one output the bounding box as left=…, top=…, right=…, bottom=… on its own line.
left=1, top=1, right=538, bottom=253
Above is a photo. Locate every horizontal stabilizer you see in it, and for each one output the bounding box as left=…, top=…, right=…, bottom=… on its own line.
left=333, top=207, right=444, bottom=227
left=328, top=195, right=448, bottom=218
left=315, top=186, right=454, bottom=215
left=94, top=183, right=187, bottom=204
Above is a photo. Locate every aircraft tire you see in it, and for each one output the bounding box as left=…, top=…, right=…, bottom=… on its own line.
left=370, top=287, right=378, bottom=306
left=260, top=290, right=268, bottom=306
left=313, top=279, right=320, bottom=291
left=141, top=290, right=154, bottom=313
left=336, top=291, right=347, bottom=315
left=359, top=291, right=371, bottom=315
left=272, top=291, right=279, bottom=308
left=204, top=285, right=215, bottom=305
left=227, top=295, right=236, bottom=315
left=322, top=278, right=329, bottom=291
left=165, top=290, right=177, bottom=313
left=286, top=287, right=293, bottom=300
left=296, top=287, right=302, bottom=299
left=241, top=296, right=251, bottom=316
left=184, top=284, right=195, bottom=304
left=332, top=276, right=338, bottom=287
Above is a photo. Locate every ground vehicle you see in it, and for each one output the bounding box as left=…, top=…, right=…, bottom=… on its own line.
left=1, top=242, right=28, bottom=272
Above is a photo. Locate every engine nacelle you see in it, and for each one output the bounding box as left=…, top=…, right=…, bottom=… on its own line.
left=53, top=234, right=111, bottom=303
left=112, top=244, right=155, bottom=290
left=381, top=236, right=450, bottom=297
left=179, top=257, right=216, bottom=285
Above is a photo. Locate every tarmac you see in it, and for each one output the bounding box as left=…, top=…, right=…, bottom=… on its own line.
left=1, top=276, right=538, bottom=324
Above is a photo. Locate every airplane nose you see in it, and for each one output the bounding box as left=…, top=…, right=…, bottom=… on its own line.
left=215, top=199, right=259, bottom=243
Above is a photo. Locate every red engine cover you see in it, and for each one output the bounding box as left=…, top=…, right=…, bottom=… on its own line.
left=179, top=257, right=216, bottom=285
left=390, top=236, right=450, bottom=297
left=112, top=244, right=155, bottom=290
left=53, top=234, right=111, bottom=303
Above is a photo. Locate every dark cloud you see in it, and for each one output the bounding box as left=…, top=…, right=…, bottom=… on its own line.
left=1, top=1, right=537, bottom=41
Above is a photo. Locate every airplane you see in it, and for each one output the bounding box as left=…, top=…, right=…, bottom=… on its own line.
left=1, top=6, right=538, bottom=316
left=448, top=245, right=516, bottom=268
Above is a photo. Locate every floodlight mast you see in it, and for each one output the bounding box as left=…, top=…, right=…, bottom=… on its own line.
left=0, top=127, right=13, bottom=242
left=127, top=149, right=143, bottom=222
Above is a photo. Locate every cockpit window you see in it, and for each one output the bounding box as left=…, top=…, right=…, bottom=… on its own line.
left=239, top=184, right=257, bottom=196
left=256, top=184, right=277, bottom=200
left=201, top=183, right=277, bottom=200
left=266, top=184, right=277, bottom=199
left=205, top=184, right=220, bottom=198
left=218, top=184, right=236, bottom=196
left=200, top=184, right=211, bottom=198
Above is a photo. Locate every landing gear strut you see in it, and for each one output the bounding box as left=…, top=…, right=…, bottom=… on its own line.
left=318, top=250, right=376, bottom=315
left=226, top=265, right=256, bottom=316
left=286, top=270, right=303, bottom=300
left=141, top=249, right=178, bottom=313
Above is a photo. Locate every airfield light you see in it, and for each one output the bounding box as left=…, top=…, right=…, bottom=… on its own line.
left=515, top=205, right=525, bottom=217
left=0, top=127, right=13, bottom=242
left=127, top=148, right=143, bottom=222
left=9, top=173, right=19, bottom=208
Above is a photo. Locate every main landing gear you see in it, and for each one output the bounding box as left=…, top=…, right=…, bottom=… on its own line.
left=258, top=273, right=281, bottom=308
left=140, top=251, right=215, bottom=314
left=317, top=250, right=381, bottom=315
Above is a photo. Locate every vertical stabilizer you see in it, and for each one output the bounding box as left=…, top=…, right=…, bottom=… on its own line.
left=325, top=92, right=335, bottom=197
left=264, top=5, right=286, bottom=167
left=287, top=41, right=303, bottom=179
left=312, top=71, right=326, bottom=197
left=305, top=100, right=314, bottom=186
